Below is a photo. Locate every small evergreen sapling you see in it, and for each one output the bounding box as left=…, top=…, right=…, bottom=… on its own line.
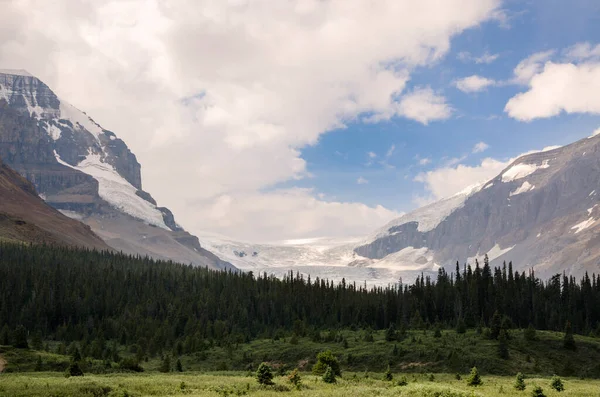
left=256, top=362, right=274, bottom=386
left=466, top=366, right=482, bottom=386
left=531, top=385, right=546, bottom=397
left=514, top=372, right=526, bottom=391
left=384, top=365, right=393, bottom=381
left=524, top=324, right=537, bottom=341
left=322, top=366, right=336, bottom=384
left=550, top=375, right=564, bottom=392
left=176, top=358, right=183, bottom=372
left=287, top=368, right=301, bottom=389
left=563, top=321, right=576, bottom=350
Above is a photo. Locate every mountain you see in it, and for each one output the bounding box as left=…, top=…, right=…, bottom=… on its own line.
left=356, top=133, right=600, bottom=278
left=0, top=69, right=232, bottom=270
left=0, top=155, right=108, bottom=248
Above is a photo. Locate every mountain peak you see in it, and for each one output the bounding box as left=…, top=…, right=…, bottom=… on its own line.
left=0, top=69, right=33, bottom=77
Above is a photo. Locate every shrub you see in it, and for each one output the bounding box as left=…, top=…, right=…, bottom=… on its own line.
left=531, top=386, right=546, bottom=397
left=455, top=373, right=462, bottom=381
left=65, top=361, right=84, bottom=377
left=256, top=362, right=274, bottom=386
left=466, top=366, right=482, bottom=386
left=322, top=366, right=336, bottom=384
left=175, top=358, right=183, bottom=372
left=550, top=375, right=564, bottom=392
left=397, top=376, right=408, bottom=386
left=312, top=350, right=341, bottom=376
left=514, top=372, right=526, bottom=391
left=119, top=357, right=144, bottom=372
left=524, top=324, right=537, bottom=341
left=288, top=368, right=301, bottom=389
left=159, top=356, right=171, bottom=373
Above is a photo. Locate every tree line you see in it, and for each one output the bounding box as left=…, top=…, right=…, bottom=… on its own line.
left=1, top=242, right=599, bottom=357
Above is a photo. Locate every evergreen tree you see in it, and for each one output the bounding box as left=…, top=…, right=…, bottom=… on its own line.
left=66, top=361, right=84, bottom=377
left=466, top=366, right=482, bottom=386
left=385, top=325, right=397, bottom=342
left=563, top=321, right=576, bottom=350
left=531, top=386, right=546, bottom=397
left=514, top=372, right=526, bottom=391
left=159, top=355, right=171, bottom=373
left=31, top=331, right=43, bottom=351
left=322, top=366, right=336, bottom=384
left=12, top=325, right=28, bottom=349
left=498, top=330, right=509, bottom=359
left=256, top=362, right=274, bottom=386
left=312, top=350, right=341, bottom=376
left=490, top=311, right=502, bottom=340
left=0, top=325, right=9, bottom=345
left=288, top=368, right=301, bottom=390
left=34, top=355, right=43, bottom=372
left=550, top=376, right=564, bottom=392
left=524, top=324, right=537, bottom=341
left=384, top=365, right=393, bottom=381
left=456, top=318, right=466, bottom=334
left=176, top=358, right=183, bottom=372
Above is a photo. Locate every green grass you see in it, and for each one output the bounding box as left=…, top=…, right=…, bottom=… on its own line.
left=1, top=372, right=600, bottom=397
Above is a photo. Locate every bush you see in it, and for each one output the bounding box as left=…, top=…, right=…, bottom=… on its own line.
left=531, top=386, right=546, bottom=397
left=312, top=350, right=341, bottom=376
left=397, top=376, right=408, bottom=386
left=550, top=375, right=564, bottom=392
left=159, top=356, right=171, bottom=373
left=256, top=362, right=274, bottom=386
left=455, top=373, right=462, bottom=381
left=322, top=366, right=336, bottom=384
left=119, top=357, right=144, bottom=372
left=466, top=366, right=482, bottom=386
left=514, top=372, right=526, bottom=391
left=288, top=368, right=301, bottom=389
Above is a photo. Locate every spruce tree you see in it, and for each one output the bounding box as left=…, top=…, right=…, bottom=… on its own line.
left=322, top=365, right=336, bottom=384
left=524, top=324, right=537, bottom=341
left=12, top=325, right=28, bottom=349
left=466, top=366, right=482, bottom=386
left=563, top=321, right=576, bottom=350
left=34, top=355, right=43, bottom=372
left=159, top=355, right=171, bottom=373
left=490, top=311, right=502, bottom=340
left=550, top=375, right=564, bottom=392
left=498, top=330, right=509, bottom=359
left=456, top=318, right=467, bottom=334
left=514, top=372, right=526, bottom=391
left=176, top=358, right=183, bottom=372
left=531, top=386, right=546, bottom=397
left=384, top=365, right=393, bottom=381
left=256, top=362, right=274, bottom=386
left=312, top=350, right=341, bottom=376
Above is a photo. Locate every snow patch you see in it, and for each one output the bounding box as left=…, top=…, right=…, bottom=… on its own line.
left=46, top=123, right=62, bottom=141
left=510, top=181, right=535, bottom=196
left=590, top=190, right=596, bottom=197
left=501, top=160, right=550, bottom=182
left=58, top=210, right=84, bottom=221
left=588, top=128, right=600, bottom=138
left=54, top=150, right=168, bottom=229
left=0, top=69, right=33, bottom=77
left=59, top=100, right=104, bottom=141
left=468, top=244, right=515, bottom=264
left=572, top=218, right=596, bottom=234
left=588, top=205, right=597, bottom=215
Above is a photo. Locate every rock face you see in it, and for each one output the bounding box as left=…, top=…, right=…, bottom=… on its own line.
left=0, top=154, right=108, bottom=249
left=0, top=70, right=233, bottom=270
left=356, top=135, right=600, bottom=278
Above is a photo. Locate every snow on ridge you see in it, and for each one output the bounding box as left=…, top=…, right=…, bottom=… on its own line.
left=501, top=160, right=550, bottom=182
left=468, top=243, right=515, bottom=264
left=510, top=181, right=535, bottom=196
left=572, top=217, right=596, bottom=234
left=58, top=100, right=104, bottom=141
left=53, top=150, right=168, bottom=230
left=0, top=69, right=33, bottom=77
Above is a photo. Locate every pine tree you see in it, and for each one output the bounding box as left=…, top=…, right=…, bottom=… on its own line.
left=550, top=375, right=564, bottom=392
left=12, top=325, right=28, bottom=349
left=524, top=324, right=537, bottom=341
left=466, top=366, right=482, bottom=386
left=66, top=361, right=84, bottom=377
left=563, top=321, right=576, bottom=350
left=514, top=372, right=526, bottom=391
left=312, top=350, right=341, bottom=376
left=384, top=365, right=393, bottom=381
left=159, top=355, right=171, bottom=373
left=176, top=358, right=183, bottom=372
left=256, top=362, right=274, bottom=385
left=385, top=325, right=397, bottom=341
left=531, top=386, right=546, bottom=397
left=490, top=311, right=502, bottom=340
left=498, top=329, right=509, bottom=359
left=322, top=365, right=336, bottom=383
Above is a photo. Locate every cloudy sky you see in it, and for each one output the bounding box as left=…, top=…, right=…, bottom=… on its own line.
left=2, top=0, right=599, bottom=243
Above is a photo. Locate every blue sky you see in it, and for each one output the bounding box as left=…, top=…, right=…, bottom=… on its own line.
left=283, top=0, right=600, bottom=214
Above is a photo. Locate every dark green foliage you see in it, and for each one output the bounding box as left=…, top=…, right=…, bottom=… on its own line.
left=256, top=362, right=274, bottom=386
left=515, top=372, right=526, bottom=390
left=498, top=330, right=509, bottom=359
left=0, top=325, right=10, bottom=345
left=322, top=366, right=336, bottom=383
left=466, top=366, right=482, bottom=386
left=12, top=325, right=28, bottom=349
left=159, top=356, right=171, bottom=373
left=289, top=334, right=299, bottom=345
left=524, top=324, right=537, bottom=341
left=385, top=325, right=397, bottom=342
left=455, top=373, right=462, bottom=380
left=433, top=325, right=442, bottom=338
left=384, top=365, right=393, bottom=381
left=564, top=322, right=576, bottom=350
left=31, top=331, right=43, bottom=351
left=176, top=358, right=183, bottom=372
left=287, top=368, right=301, bottom=389
left=34, top=355, right=42, bottom=372
left=490, top=311, right=502, bottom=340
left=550, top=375, right=564, bottom=392
left=66, top=361, right=84, bottom=377
left=312, top=350, right=341, bottom=376
left=456, top=318, right=466, bottom=334
left=531, top=385, right=546, bottom=397
left=397, top=376, right=408, bottom=386
left=119, top=357, right=144, bottom=372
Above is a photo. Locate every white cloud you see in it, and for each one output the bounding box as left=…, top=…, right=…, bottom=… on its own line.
left=0, top=0, right=500, bottom=241
left=472, top=141, right=490, bottom=153
left=454, top=75, right=496, bottom=93
left=457, top=51, right=499, bottom=64
left=511, top=50, right=555, bottom=84
left=589, top=127, right=600, bottom=138
left=367, top=151, right=377, bottom=159
left=357, top=177, right=369, bottom=185
left=418, top=157, right=431, bottom=166
left=564, top=42, right=600, bottom=62
left=505, top=61, right=600, bottom=121
left=386, top=144, right=396, bottom=158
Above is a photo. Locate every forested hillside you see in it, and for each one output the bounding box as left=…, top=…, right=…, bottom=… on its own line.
left=1, top=243, right=600, bottom=352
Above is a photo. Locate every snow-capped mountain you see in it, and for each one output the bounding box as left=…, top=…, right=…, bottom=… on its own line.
left=0, top=69, right=232, bottom=270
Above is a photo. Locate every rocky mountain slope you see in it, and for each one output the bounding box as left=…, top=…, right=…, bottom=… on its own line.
left=0, top=155, right=108, bottom=249
left=356, top=133, right=600, bottom=278
left=0, top=69, right=232, bottom=270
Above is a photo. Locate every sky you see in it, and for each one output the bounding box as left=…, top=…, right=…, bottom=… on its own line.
left=1, top=0, right=600, bottom=243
